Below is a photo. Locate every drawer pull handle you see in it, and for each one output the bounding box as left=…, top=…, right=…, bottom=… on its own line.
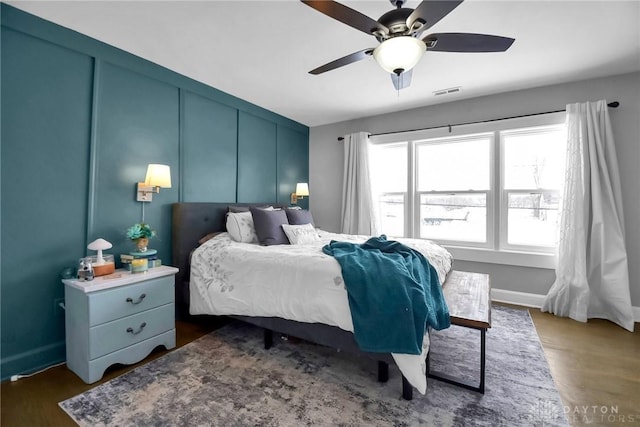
left=126, top=322, right=147, bottom=335
left=126, top=294, right=146, bottom=305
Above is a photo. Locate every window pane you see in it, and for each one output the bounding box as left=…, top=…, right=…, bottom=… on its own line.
left=370, top=142, right=407, bottom=193
left=378, top=193, right=404, bottom=237
left=507, top=192, right=560, bottom=247
left=417, top=137, right=490, bottom=191
left=503, top=127, right=566, bottom=190
left=419, top=193, right=486, bottom=242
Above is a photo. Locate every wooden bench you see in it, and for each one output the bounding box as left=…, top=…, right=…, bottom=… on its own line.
left=427, top=270, right=492, bottom=393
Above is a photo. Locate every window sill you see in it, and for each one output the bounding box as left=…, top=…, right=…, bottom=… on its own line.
left=444, top=245, right=556, bottom=270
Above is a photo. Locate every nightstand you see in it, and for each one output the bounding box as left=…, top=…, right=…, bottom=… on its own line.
left=62, top=266, right=178, bottom=384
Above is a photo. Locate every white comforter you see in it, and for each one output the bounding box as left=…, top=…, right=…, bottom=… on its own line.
left=190, top=230, right=453, bottom=394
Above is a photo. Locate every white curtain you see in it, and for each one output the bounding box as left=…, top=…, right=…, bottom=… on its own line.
left=543, top=100, right=634, bottom=331
left=341, top=132, right=378, bottom=235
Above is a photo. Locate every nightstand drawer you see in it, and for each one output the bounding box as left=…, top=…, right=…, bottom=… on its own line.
left=88, top=276, right=173, bottom=325
left=89, top=303, right=174, bottom=359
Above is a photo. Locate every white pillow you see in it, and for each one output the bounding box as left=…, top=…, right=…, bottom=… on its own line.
left=281, top=223, right=320, bottom=245
left=226, top=211, right=258, bottom=243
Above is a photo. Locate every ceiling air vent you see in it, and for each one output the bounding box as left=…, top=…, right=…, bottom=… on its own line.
left=433, top=87, right=461, bottom=96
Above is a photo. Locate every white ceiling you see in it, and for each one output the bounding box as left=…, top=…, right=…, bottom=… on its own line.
left=7, top=0, right=640, bottom=127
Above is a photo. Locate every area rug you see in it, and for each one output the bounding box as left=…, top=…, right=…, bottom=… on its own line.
left=60, top=306, right=567, bottom=426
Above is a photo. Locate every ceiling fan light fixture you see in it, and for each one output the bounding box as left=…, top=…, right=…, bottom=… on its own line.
left=373, top=36, right=426, bottom=74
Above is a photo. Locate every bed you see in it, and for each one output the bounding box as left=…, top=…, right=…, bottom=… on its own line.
left=171, top=202, right=453, bottom=400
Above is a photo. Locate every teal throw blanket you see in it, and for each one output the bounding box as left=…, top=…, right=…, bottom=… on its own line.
left=323, top=235, right=450, bottom=355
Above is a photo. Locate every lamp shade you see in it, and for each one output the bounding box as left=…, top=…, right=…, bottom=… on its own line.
left=295, top=182, right=309, bottom=197
left=144, top=164, right=172, bottom=188
left=373, top=36, right=426, bottom=74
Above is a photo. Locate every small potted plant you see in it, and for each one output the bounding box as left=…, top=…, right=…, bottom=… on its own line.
left=126, top=223, right=156, bottom=252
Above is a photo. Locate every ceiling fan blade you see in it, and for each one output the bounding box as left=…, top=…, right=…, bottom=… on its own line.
left=309, top=49, right=374, bottom=75
left=424, top=33, right=515, bottom=52
left=301, top=0, right=388, bottom=36
left=406, top=1, right=464, bottom=33
left=391, top=69, right=413, bottom=90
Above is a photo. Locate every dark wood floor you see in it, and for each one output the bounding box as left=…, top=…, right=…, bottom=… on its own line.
left=1, top=316, right=224, bottom=427
left=1, top=308, right=638, bottom=427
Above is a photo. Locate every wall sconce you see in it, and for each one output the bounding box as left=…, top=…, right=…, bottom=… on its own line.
left=136, top=164, right=172, bottom=202
left=290, top=182, right=309, bottom=205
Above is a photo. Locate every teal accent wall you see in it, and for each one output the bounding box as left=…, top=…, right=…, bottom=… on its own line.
left=92, top=62, right=180, bottom=260
left=181, top=91, right=238, bottom=203
left=237, top=112, right=278, bottom=203
left=277, top=127, right=310, bottom=210
left=1, top=26, right=94, bottom=378
left=0, top=4, right=309, bottom=380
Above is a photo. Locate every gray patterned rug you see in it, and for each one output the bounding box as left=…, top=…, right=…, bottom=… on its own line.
left=60, top=306, right=567, bottom=426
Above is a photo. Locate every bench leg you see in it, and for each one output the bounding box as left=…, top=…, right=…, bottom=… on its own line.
left=264, top=329, right=273, bottom=350
left=428, top=327, right=486, bottom=394
left=377, top=361, right=389, bottom=383
left=479, top=328, right=485, bottom=393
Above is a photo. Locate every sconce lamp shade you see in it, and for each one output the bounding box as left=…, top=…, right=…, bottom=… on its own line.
left=137, top=164, right=172, bottom=202
left=291, top=182, right=310, bottom=205
left=373, top=36, right=426, bottom=74
left=295, top=182, right=309, bottom=197
left=144, top=164, right=172, bottom=188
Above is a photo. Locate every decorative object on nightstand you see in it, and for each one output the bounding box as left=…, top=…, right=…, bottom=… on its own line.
left=121, top=249, right=161, bottom=272
left=62, top=265, right=178, bottom=383
left=126, top=223, right=156, bottom=253
left=87, top=238, right=115, bottom=276
left=77, top=257, right=94, bottom=281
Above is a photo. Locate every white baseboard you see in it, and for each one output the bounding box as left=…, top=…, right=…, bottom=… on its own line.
left=491, top=288, right=546, bottom=309
left=491, top=288, right=640, bottom=323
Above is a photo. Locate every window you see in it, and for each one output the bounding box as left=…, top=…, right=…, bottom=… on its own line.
left=369, top=113, right=566, bottom=267
left=501, top=126, right=566, bottom=251
left=416, top=134, right=491, bottom=246
left=370, top=142, right=407, bottom=237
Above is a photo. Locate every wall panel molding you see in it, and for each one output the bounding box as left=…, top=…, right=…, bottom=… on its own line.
left=1, top=25, right=95, bottom=379
left=86, top=57, right=101, bottom=240
left=1, top=3, right=309, bottom=381
left=0, top=4, right=308, bottom=135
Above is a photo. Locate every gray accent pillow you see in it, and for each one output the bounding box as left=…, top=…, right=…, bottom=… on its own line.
left=286, top=208, right=315, bottom=226
left=250, top=207, right=290, bottom=246
left=227, top=205, right=250, bottom=213
left=228, top=205, right=273, bottom=213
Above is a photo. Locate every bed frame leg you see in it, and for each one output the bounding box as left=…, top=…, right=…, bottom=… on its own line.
left=402, top=375, right=413, bottom=400
left=377, top=361, right=389, bottom=383
left=264, top=329, right=273, bottom=350
left=426, top=351, right=430, bottom=377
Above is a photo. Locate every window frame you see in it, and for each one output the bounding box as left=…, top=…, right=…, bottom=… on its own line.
left=499, top=189, right=561, bottom=252
left=499, top=123, right=567, bottom=253
left=369, top=112, right=566, bottom=269
left=413, top=132, right=495, bottom=248
left=416, top=190, right=492, bottom=248
left=369, top=141, right=409, bottom=237
left=376, top=191, right=407, bottom=238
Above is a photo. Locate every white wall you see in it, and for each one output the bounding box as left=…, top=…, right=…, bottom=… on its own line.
left=309, top=71, right=640, bottom=306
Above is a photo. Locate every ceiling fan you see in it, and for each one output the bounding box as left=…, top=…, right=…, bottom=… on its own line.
left=301, top=0, right=515, bottom=90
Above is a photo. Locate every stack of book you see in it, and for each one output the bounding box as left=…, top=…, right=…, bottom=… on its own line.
left=120, top=250, right=162, bottom=271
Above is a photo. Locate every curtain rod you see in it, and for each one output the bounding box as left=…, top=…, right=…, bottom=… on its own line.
left=337, top=101, right=619, bottom=141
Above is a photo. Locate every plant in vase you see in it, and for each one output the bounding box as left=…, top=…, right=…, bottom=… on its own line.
left=126, top=223, right=156, bottom=252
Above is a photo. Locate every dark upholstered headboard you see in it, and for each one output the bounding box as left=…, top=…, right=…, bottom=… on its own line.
left=171, top=202, right=281, bottom=318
